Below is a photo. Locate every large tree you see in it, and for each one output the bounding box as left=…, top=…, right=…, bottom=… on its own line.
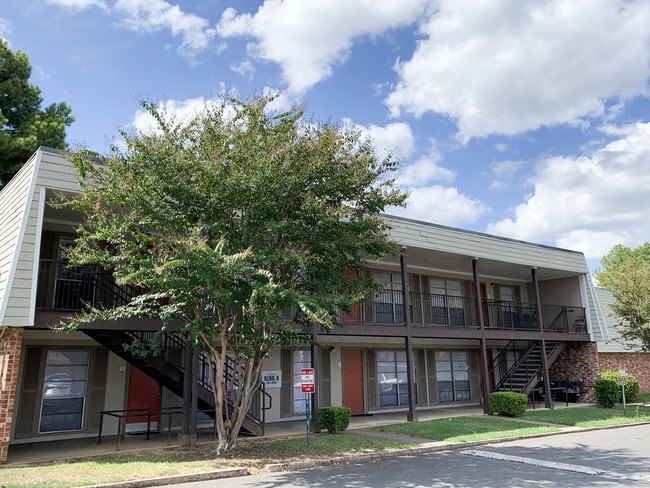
left=0, top=39, right=74, bottom=186
left=595, top=243, right=650, bottom=350
left=60, top=94, right=407, bottom=453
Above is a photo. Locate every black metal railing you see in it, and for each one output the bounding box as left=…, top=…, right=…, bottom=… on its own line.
left=125, top=330, right=271, bottom=433
left=36, top=259, right=138, bottom=311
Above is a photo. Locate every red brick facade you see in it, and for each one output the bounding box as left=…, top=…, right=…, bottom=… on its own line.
left=598, top=352, right=650, bottom=393
left=0, top=327, right=23, bottom=463
left=549, top=342, right=600, bottom=402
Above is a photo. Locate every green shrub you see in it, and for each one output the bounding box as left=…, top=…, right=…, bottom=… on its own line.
left=319, top=406, right=351, bottom=433
left=490, top=392, right=527, bottom=417
left=594, top=379, right=619, bottom=408
left=600, top=370, right=639, bottom=402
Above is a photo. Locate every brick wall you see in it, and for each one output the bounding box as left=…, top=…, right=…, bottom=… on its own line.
left=549, top=342, right=600, bottom=402
left=598, top=352, right=650, bottom=393
left=0, top=327, right=23, bottom=463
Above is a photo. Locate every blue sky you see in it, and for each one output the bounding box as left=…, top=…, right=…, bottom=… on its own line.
left=2, top=0, right=650, bottom=272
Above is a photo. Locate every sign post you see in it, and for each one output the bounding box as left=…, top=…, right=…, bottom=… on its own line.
left=300, top=368, right=315, bottom=450
left=620, top=369, right=627, bottom=417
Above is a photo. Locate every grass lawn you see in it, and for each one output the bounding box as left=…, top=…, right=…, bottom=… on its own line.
left=634, top=392, right=650, bottom=403
left=373, top=416, right=559, bottom=443
left=522, top=404, right=650, bottom=427
left=0, top=434, right=408, bottom=488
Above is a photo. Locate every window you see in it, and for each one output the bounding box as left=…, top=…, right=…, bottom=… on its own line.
left=430, top=278, right=466, bottom=326
left=292, top=350, right=312, bottom=414
left=376, top=351, right=416, bottom=407
left=436, top=351, right=470, bottom=403
left=374, top=272, right=404, bottom=323
left=39, top=350, right=89, bottom=433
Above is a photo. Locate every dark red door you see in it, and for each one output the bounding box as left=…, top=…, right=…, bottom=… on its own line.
left=126, top=367, right=161, bottom=430
left=343, top=349, right=364, bottom=414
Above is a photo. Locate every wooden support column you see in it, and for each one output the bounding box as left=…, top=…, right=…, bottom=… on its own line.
left=310, top=322, right=321, bottom=432
left=472, top=258, right=491, bottom=414
left=190, top=345, right=199, bottom=446
left=532, top=267, right=553, bottom=409
left=400, top=249, right=418, bottom=422
left=180, top=337, right=192, bottom=446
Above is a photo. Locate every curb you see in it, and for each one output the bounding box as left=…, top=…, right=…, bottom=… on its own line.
left=27, top=420, right=650, bottom=488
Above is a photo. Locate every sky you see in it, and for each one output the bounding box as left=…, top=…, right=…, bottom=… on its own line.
left=2, top=0, right=650, bottom=273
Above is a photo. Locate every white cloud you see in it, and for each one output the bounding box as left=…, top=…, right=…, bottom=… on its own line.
left=389, top=185, right=489, bottom=226
left=342, top=119, right=416, bottom=161
left=217, top=0, right=427, bottom=93
left=487, top=122, right=650, bottom=260
left=45, top=0, right=108, bottom=10
left=0, top=18, right=11, bottom=40
left=490, top=159, right=523, bottom=179
left=396, top=154, right=455, bottom=187
left=130, top=97, right=213, bottom=135
left=386, top=0, right=650, bottom=141
left=231, top=60, right=255, bottom=79
left=113, top=0, right=217, bottom=59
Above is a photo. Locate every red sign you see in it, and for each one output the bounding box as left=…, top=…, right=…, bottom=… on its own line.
left=300, top=368, right=315, bottom=393
left=620, top=369, right=627, bottom=383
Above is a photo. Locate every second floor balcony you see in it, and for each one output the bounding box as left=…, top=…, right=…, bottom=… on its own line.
left=36, top=260, right=587, bottom=336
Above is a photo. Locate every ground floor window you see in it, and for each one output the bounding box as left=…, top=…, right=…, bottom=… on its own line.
left=436, top=351, right=470, bottom=403
left=293, top=350, right=312, bottom=414
left=39, top=350, right=89, bottom=433
left=377, top=350, right=416, bottom=407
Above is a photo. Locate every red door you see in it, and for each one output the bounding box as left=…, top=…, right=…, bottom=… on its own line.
left=342, top=349, right=364, bottom=414
left=341, top=269, right=361, bottom=323
left=126, top=367, right=161, bottom=431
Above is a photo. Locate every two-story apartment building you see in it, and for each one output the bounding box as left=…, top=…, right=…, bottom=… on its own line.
left=0, top=148, right=607, bottom=461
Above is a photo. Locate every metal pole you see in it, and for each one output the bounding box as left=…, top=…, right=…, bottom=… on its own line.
left=306, top=393, right=312, bottom=450
left=311, top=323, right=321, bottom=432
left=400, top=249, right=418, bottom=422
left=532, top=267, right=553, bottom=409
left=473, top=258, right=491, bottom=414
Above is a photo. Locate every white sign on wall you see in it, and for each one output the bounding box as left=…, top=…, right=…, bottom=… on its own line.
left=262, top=370, right=282, bottom=388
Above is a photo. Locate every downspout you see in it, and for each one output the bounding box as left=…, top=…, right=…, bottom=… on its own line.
left=310, top=322, right=321, bottom=432
left=400, top=249, right=418, bottom=422
left=532, top=267, right=553, bottom=409
left=473, top=258, right=491, bottom=414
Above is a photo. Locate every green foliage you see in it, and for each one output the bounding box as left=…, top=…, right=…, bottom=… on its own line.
left=594, top=379, right=619, bottom=408
left=59, top=94, right=406, bottom=451
left=319, top=406, right=352, bottom=433
left=489, top=392, right=528, bottom=417
left=595, top=243, right=650, bottom=351
left=600, top=370, right=639, bottom=402
left=0, top=40, right=74, bottom=186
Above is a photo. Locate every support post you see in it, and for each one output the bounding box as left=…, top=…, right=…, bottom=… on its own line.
left=180, top=337, right=192, bottom=446
left=532, top=267, right=553, bottom=409
left=400, top=249, right=418, bottom=422
left=473, top=258, right=491, bottom=414
left=190, top=345, right=199, bottom=446
left=310, top=323, right=321, bottom=433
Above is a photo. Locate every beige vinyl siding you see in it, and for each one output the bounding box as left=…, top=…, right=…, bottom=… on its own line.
left=594, top=287, right=642, bottom=352
left=0, top=148, right=82, bottom=327
left=0, top=153, right=38, bottom=325
left=386, top=217, right=588, bottom=274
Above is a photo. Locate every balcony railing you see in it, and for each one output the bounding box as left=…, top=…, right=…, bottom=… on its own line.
left=36, top=259, right=138, bottom=311
left=35, top=260, right=587, bottom=334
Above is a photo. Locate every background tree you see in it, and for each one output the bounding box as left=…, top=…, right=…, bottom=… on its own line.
left=595, top=243, right=650, bottom=350
left=0, top=39, right=74, bottom=186
left=60, top=94, right=407, bottom=453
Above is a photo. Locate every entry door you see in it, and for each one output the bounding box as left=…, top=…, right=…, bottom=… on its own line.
left=342, top=349, right=364, bottom=414
left=126, top=367, right=161, bottom=432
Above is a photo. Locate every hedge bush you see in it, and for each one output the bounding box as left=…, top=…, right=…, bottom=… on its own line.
left=490, top=392, right=527, bottom=417
left=600, top=370, right=639, bottom=402
left=319, top=406, right=351, bottom=433
left=594, top=379, right=619, bottom=408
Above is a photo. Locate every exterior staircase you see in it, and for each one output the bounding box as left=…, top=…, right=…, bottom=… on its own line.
left=83, top=329, right=270, bottom=436
left=491, top=340, right=566, bottom=397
